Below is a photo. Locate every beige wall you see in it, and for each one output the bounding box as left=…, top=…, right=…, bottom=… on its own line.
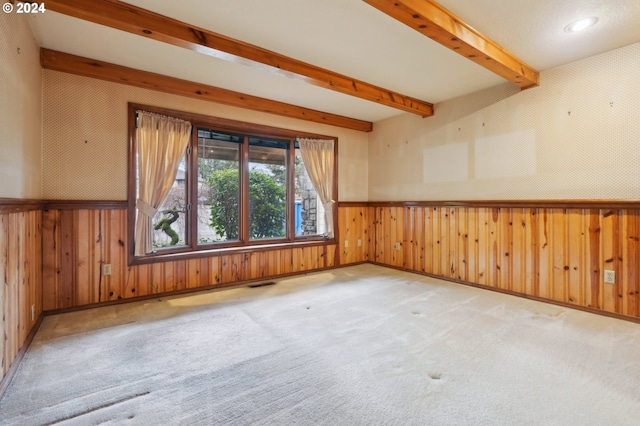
left=369, top=42, right=640, bottom=201
left=42, top=71, right=369, bottom=201
left=38, top=41, right=640, bottom=203
left=0, top=13, right=42, bottom=199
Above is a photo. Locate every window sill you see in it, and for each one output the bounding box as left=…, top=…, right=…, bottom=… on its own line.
left=129, top=237, right=336, bottom=266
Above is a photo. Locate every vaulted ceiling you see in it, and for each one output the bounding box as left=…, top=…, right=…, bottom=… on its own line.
left=27, top=0, right=640, bottom=131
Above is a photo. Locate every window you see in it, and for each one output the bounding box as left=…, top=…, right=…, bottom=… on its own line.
left=197, top=128, right=242, bottom=244
left=128, top=104, right=337, bottom=263
left=150, top=155, right=188, bottom=249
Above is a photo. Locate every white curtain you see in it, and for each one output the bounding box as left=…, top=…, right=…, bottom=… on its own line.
left=134, top=111, right=192, bottom=255
left=297, top=138, right=335, bottom=238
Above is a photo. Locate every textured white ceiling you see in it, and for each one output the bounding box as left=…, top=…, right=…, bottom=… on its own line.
left=436, top=0, right=640, bottom=70
left=27, top=0, right=640, bottom=124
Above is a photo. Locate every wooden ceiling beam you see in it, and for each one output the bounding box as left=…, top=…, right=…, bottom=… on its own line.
left=43, top=0, right=434, bottom=117
left=40, top=49, right=373, bottom=132
left=363, top=0, right=539, bottom=89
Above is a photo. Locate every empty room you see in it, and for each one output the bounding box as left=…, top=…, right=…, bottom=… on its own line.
left=1, top=0, right=640, bottom=424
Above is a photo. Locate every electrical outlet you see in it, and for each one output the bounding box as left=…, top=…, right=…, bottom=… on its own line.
left=394, top=242, right=401, bottom=250
left=103, top=263, right=112, bottom=276
left=604, top=270, right=615, bottom=284
left=344, top=240, right=349, bottom=248
left=357, top=239, right=362, bottom=247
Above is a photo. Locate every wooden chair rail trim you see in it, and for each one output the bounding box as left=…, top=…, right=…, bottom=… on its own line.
left=0, top=199, right=130, bottom=213
left=6, top=199, right=640, bottom=214
left=0, top=198, right=43, bottom=213
left=338, top=201, right=369, bottom=207
left=366, top=200, right=640, bottom=209
left=43, top=200, right=128, bottom=210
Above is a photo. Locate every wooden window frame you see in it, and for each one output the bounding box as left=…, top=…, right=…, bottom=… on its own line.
left=127, top=103, right=338, bottom=266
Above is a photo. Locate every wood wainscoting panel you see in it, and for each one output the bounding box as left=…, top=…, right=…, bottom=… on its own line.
left=42, top=209, right=60, bottom=311
left=623, top=211, right=639, bottom=316
left=39, top=203, right=640, bottom=321
left=0, top=210, right=42, bottom=380
left=42, top=208, right=348, bottom=311
left=369, top=204, right=640, bottom=321
left=338, top=205, right=368, bottom=265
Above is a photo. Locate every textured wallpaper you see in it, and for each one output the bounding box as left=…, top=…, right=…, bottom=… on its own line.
left=43, top=40, right=640, bottom=202
left=42, top=71, right=369, bottom=201
left=0, top=13, right=42, bottom=198
left=369, top=42, right=640, bottom=200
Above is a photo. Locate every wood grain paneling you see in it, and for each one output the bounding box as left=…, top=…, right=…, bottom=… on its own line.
left=363, top=0, right=539, bottom=89
left=338, top=205, right=368, bottom=265
left=0, top=210, right=42, bottom=382
left=42, top=208, right=354, bottom=311
left=369, top=204, right=640, bottom=321
left=42, top=0, right=434, bottom=118
left=39, top=202, right=640, bottom=323
left=42, top=49, right=373, bottom=133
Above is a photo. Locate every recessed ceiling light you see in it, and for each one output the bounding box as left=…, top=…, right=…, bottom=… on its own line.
left=564, top=17, right=598, bottom=33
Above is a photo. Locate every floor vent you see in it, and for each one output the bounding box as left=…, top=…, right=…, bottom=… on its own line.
left=248, top=281, right=276, bottom=288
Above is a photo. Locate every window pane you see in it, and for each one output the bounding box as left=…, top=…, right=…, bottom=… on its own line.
left=198, top=129, right=241, bottom=243
left=248, top=137, right=288, bottom=240
left=295, top=150, right=326, bottom=236
left=151, top=156, right=188, bottom=249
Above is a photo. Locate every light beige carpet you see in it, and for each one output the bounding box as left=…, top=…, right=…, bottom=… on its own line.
left=1, top=264, right=639, bottom=425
